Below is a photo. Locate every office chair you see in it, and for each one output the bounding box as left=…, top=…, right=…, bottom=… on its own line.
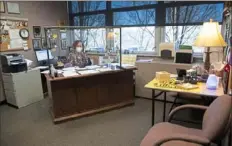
left=159, top=42, right=175, bottom=59
left=175, top=49, right=193, bottom=64
left=140, top=95, right=232, bottom=146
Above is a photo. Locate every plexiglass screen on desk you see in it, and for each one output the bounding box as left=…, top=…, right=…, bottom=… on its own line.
left=44, top=26, right=122, bottom=67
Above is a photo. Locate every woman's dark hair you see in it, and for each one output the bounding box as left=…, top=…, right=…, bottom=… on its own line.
left=72, top=40, right=85, bottom=51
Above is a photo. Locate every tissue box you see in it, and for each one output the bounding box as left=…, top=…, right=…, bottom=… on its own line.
left=156, top=71, right=170, bottom=82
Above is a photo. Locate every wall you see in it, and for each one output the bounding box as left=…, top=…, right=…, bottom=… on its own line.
left=0, top=1, right=68, bottom=101
left=0, top=1, right=68, bottom=66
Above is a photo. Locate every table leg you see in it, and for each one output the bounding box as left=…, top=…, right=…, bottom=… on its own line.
left=163, top=92, right=167, bottom=122
left=152, top=89, right=155, bottom=126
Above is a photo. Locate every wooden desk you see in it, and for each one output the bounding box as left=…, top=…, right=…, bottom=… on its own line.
left=46, top=68, right=136, bottom=123
left=144, top=79, right=224, bottom=125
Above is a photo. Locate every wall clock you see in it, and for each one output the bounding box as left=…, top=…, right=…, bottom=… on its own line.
left=19, top=28, right=29, bottom=40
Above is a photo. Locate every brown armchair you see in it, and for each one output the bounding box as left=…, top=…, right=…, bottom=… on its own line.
left=140, top=95, right=232, bottom=146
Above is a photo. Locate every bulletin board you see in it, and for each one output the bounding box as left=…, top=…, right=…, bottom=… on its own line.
left=0, top=16, right=31, bottom=52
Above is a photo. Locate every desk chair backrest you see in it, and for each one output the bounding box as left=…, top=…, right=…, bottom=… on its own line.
left=159, top=42, right=175, bottom=58
left=175, top=49, right=193, bottom=64
left=202, top=95, right=232, bottom=141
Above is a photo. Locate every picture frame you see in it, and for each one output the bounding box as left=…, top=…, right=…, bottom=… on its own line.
left=32, top=39, right=41, bottom=50
left=0, top=2, right=5, bottom=13
left=50, top=39, right=58, bottom=49
left=61, top=39, right=67, bottom=50
left=41, top=38, right=48, bottom=48
left=60, top=32, right=67, bottom=39
left=7, top=2, right=20, bottom=14
left=33, top=26, right=41, bottom=38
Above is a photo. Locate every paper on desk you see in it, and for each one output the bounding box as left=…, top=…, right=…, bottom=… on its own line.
left=62, top=67, right=77, bottom=71
left=35, top=66, right=49, bottom=70
left=136, top=59, right=153, bottom=62
left=41, top=70, right=63, bottom=74
left=78, top=70, right=99, bottom=75
left=41, top=70, right=49, bottom=74
left=97, top=68, right=112, bottom=72
left=85, top=65, right=100, bottom=70
left=75, top=67, right=87, bottom=71
left=122, top=64, right=135, bottom=67
left=110, top=63, right=135, bottom=68
left=63, top=71, right=78, bottom=77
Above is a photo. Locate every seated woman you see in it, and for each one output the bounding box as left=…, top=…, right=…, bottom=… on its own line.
left=65, top=40, right=91, bottom=68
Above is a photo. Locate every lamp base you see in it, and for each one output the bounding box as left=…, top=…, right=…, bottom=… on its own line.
left=204, top=47, right=212, bottom=72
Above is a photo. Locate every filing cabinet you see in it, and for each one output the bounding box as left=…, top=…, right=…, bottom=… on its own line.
left=2, top=69, right=43, bottom=108
left=0, top=78, right=5, bottom=102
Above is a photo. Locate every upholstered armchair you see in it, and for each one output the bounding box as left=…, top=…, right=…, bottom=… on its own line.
left=140, top=95, right=232, bottom=146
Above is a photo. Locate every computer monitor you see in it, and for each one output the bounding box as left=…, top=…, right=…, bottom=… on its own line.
left=175, top=50, right=193, bottom=64
left=35, top=50, right=54, bottom=62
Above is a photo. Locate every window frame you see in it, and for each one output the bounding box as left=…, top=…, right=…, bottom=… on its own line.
left=68, top=1, right=224, bottom=56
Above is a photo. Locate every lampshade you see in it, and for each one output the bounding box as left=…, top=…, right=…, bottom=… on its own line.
left=194, top=19, right=227, bottom=47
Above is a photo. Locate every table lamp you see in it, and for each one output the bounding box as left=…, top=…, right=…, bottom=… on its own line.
left=194, top=19, right=227, bottom=71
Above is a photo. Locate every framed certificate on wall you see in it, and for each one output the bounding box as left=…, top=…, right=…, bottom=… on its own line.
left=7, top=2, right=20, bottom=14
left=0, top=2, right=5, bottom=13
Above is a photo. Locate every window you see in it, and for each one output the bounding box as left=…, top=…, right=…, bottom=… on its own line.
left=83, top=1, right=106, bottom=12
left=165, top=3, right=224, bottom=57
left=69, top=1, right=224, bottom=56
left=74, top=28, right=121, bottom=54
left=165, top=25, right=203, bottom=52
left=121, top=26, right=155, bottom=54
left=114, top=9, right=155, bottom=26
left=112, top=1, right=156, bottom=8
left=73, top=16, right=80, bottom=26
left=83, top=14, right=105, bottom=26
left=166, top=3, right=224, bottom=24
left=70, top=1, right=79, bottom=13
left=165, top=25, right=222, bottom=55
left=165, top=25, right=201, bottom=46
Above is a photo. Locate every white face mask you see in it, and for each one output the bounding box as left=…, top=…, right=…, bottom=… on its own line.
left=76, top=47, right=82, bottom=52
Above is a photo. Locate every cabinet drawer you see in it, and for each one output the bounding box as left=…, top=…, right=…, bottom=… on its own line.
left=3, top=82, right=15, bottom=91
left=5, top=90, right=17, bottom=106
left=2, top=75, right=13, bottom=84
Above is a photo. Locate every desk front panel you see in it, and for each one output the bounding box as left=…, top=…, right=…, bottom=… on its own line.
left=48, top=69, right=134, bottom=120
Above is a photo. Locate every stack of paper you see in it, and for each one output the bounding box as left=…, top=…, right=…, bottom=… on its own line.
left=63, top=71, right=78, bottom=77
left=62, top=67, right=76, bottom=72
left=97, top=68, right=112, bottom=72
left=78, top=70, right=99, bottom=75
left=41, top=70, right=63, bottom=74
left=85, top=65, right=100, bottom=70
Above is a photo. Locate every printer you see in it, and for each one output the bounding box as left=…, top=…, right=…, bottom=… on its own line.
left=0, top=53, right=27, bottom=73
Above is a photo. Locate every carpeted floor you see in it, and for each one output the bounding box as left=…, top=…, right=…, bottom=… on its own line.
left=0, top=98, right=201, bottom=146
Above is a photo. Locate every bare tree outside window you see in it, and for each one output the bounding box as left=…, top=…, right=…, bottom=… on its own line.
left=70, top=1, right=224, bottom=55
left=165, top=4, right=223, bottom=50
left=83, top=1, right=105, bottom=12
left=114, top=8, right=156, bottom=53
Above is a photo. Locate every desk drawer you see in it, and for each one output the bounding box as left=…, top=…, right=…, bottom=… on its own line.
left=3, top=82, right=15, bottom=91
left=5, top=90, right=17, bottom=106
